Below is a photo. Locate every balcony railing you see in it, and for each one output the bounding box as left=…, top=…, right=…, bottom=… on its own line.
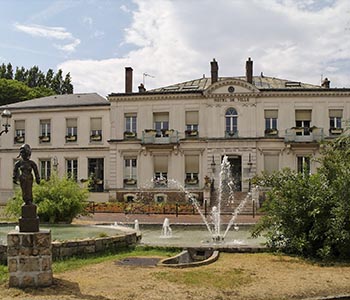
left=285, top=127, right=323, bottom=142
left=142, top=129, right=179, bottom=144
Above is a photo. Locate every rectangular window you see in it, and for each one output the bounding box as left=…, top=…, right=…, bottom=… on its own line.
left=185, top=111, right=199, bottom=136
left=154, top=113, right=169, bottom=136
left=154, top=155, right=168, bottom=187
left=40, top=159, right=51, bottom=180
left=90, top=117, right=102, bottom=142
left=185, top=155, right=199, bottom=186
left=329, top=109, right=343, bottom=134
left=66, top=159, right=78, bottom=181
left=14, top=120, right=25, bottom=144
left=264, top=110, right=278, bottom=135
left=125, top=114, right=137, bottom=133
left=295, top=110, right=311, bottom=136
left=88, top=158, right=104, bottom=192
left=66, top=118, right=77, bottom=142
left=297, top=156, right=311, bottom=174
left=124, top=158, right=137, bottom=186
left=39, top=120, right=51, bottom=143
left=264, top=155, right=279, bottom=174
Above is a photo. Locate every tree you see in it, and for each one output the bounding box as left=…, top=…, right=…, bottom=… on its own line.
left=14, top=66, right=27, bottom=82
left=0, top=64, right=6, bottom=78
left=5, top=63, right=13, bottom=79
left=62, top=72, right=73, bottom=94
left=252, top=133, right=350, bottom=259
left=0, top=63, right=74, bottom=98
left=5, top=173, right=90, bottom=224
left=0, top=78, right=32, bottom=104
left=0, top=78, right=55, bottom=105
left=45, top=68, right=54, bottom=89
left=51, top=69, right=63, bottom=94
left=26, top=65, right=45, bottom=88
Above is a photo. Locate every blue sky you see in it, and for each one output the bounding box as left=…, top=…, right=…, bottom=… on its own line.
left=1, top=0, right=350, bottom=97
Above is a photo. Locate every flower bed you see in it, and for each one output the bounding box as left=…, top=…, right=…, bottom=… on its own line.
left=89, top=202, right=196, bottom=214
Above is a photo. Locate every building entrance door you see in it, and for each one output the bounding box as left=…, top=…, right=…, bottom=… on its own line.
left=226, top=155, right=242, bottom=191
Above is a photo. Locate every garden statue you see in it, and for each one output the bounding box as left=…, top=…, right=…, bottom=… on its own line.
left=13, top=144, right=40, bottom=205
left=13, top=144, right=40, bottom=232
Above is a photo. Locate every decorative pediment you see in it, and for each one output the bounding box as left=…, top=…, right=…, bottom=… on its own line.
left=204, top=79, right=260, bottom=96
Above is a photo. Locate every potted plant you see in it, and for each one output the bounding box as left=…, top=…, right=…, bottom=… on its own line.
left=124, top=131, right=136, bottom=138
left=39, top=135, right=50, bottom=142
left=66, top=135, right=77, bottom=142
left=264, top=128, right=278, bottom=136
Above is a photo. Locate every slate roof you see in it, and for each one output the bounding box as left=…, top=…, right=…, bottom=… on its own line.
left=147, top=76, right=322, bottom=93
left=0, top=93, right=109, bottom=110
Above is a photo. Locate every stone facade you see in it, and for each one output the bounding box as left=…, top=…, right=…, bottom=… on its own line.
left=7, top=230, right=52, bottom=288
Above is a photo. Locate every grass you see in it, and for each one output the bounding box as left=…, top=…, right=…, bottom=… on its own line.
left=53, top=246, right=178, bottom=273
left=153, top=268, right=252, bottom=290
left=0, top=246, right=178, bottom=284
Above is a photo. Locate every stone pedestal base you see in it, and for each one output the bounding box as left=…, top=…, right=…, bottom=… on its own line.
left=7, top=230, right=53, bottom=288
left=19, top=204, right=39, bottom=232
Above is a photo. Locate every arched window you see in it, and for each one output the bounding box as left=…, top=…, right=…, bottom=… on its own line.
left=225, top=108, right=238, bottom=137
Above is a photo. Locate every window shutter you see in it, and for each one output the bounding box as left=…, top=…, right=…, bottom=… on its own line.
left=186, top=111, right=199, bottom=124
left=153, top=113, right=169, bottom=122
left=185, top=155, right=199, bottom=173
left=90, top=118, right=102, bottom=130
left=264, top=110, right=278, bottom=118
left=66, top=118, right=77, bottom=127
left=154, top=156, right=168, bottom=172
left=295, top=110, right=311, bottom=121
left=15, top=120, right=25, bottom=130
left=329, top=109, right=343, bottom=118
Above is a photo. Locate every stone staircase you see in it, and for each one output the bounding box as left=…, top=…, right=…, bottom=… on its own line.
left=210, top=191, right=258, bottom=215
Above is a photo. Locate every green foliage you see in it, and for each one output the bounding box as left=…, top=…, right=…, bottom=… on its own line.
left=0, top=63, right=74, bottom=105
left=5, top=173, right=89, bottom=224
left=253, top=133, right=350, bottom=259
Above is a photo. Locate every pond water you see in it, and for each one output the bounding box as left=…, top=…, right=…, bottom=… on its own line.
left=138, top=224, right=266, bottom=248
left=0, top=224, right=124, bottom=244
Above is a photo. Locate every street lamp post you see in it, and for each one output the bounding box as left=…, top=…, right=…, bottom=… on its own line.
left=0, top=109, right=12, bottom=136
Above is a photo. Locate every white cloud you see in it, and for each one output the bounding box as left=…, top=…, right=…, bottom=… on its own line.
left=58, top=0, right=350, bottom=95
left=14, top=23, right=80, bottom=53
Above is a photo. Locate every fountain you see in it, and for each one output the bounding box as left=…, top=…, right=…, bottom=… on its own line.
left=161, top=218, right=172, bottom=237
left=168, top=155, right=251, bottom=243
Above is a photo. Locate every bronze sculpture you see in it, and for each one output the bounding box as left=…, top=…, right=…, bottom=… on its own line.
left=13, top=144, right=40, bottom=205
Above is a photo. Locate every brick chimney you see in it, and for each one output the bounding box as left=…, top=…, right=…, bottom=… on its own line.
left=322, top=77, right=330, bottom=89
left=246, top=57, right=253, bottom=84
left=125, top=67, right=133, bottom=93
left=211, top=59, right=218, bottom=84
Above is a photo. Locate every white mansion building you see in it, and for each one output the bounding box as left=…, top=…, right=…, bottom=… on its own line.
left=0, top=58, right=348, bottom=205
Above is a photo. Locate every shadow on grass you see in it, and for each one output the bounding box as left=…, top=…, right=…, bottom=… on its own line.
left=17, top=278, right=110, bottom=300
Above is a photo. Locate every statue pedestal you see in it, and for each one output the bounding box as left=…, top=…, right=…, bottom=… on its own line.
left=19, top=204, right=39, bottom=233
left=7, top=230, right=53, bottom=288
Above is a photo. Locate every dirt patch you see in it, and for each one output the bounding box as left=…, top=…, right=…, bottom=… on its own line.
left=116, top=257, right=161, bottom=267
left=1, top=253, right=350, bottom=300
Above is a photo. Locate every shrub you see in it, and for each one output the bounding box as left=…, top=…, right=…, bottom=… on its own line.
left=6, top=173, right=89, bottom=223
left=253, top=133, right=350, bottom=259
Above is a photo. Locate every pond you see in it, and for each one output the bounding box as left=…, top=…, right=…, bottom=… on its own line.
left=0, top=224, right=124, bottom=244
left=138, top=224, right=266, bottom=248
